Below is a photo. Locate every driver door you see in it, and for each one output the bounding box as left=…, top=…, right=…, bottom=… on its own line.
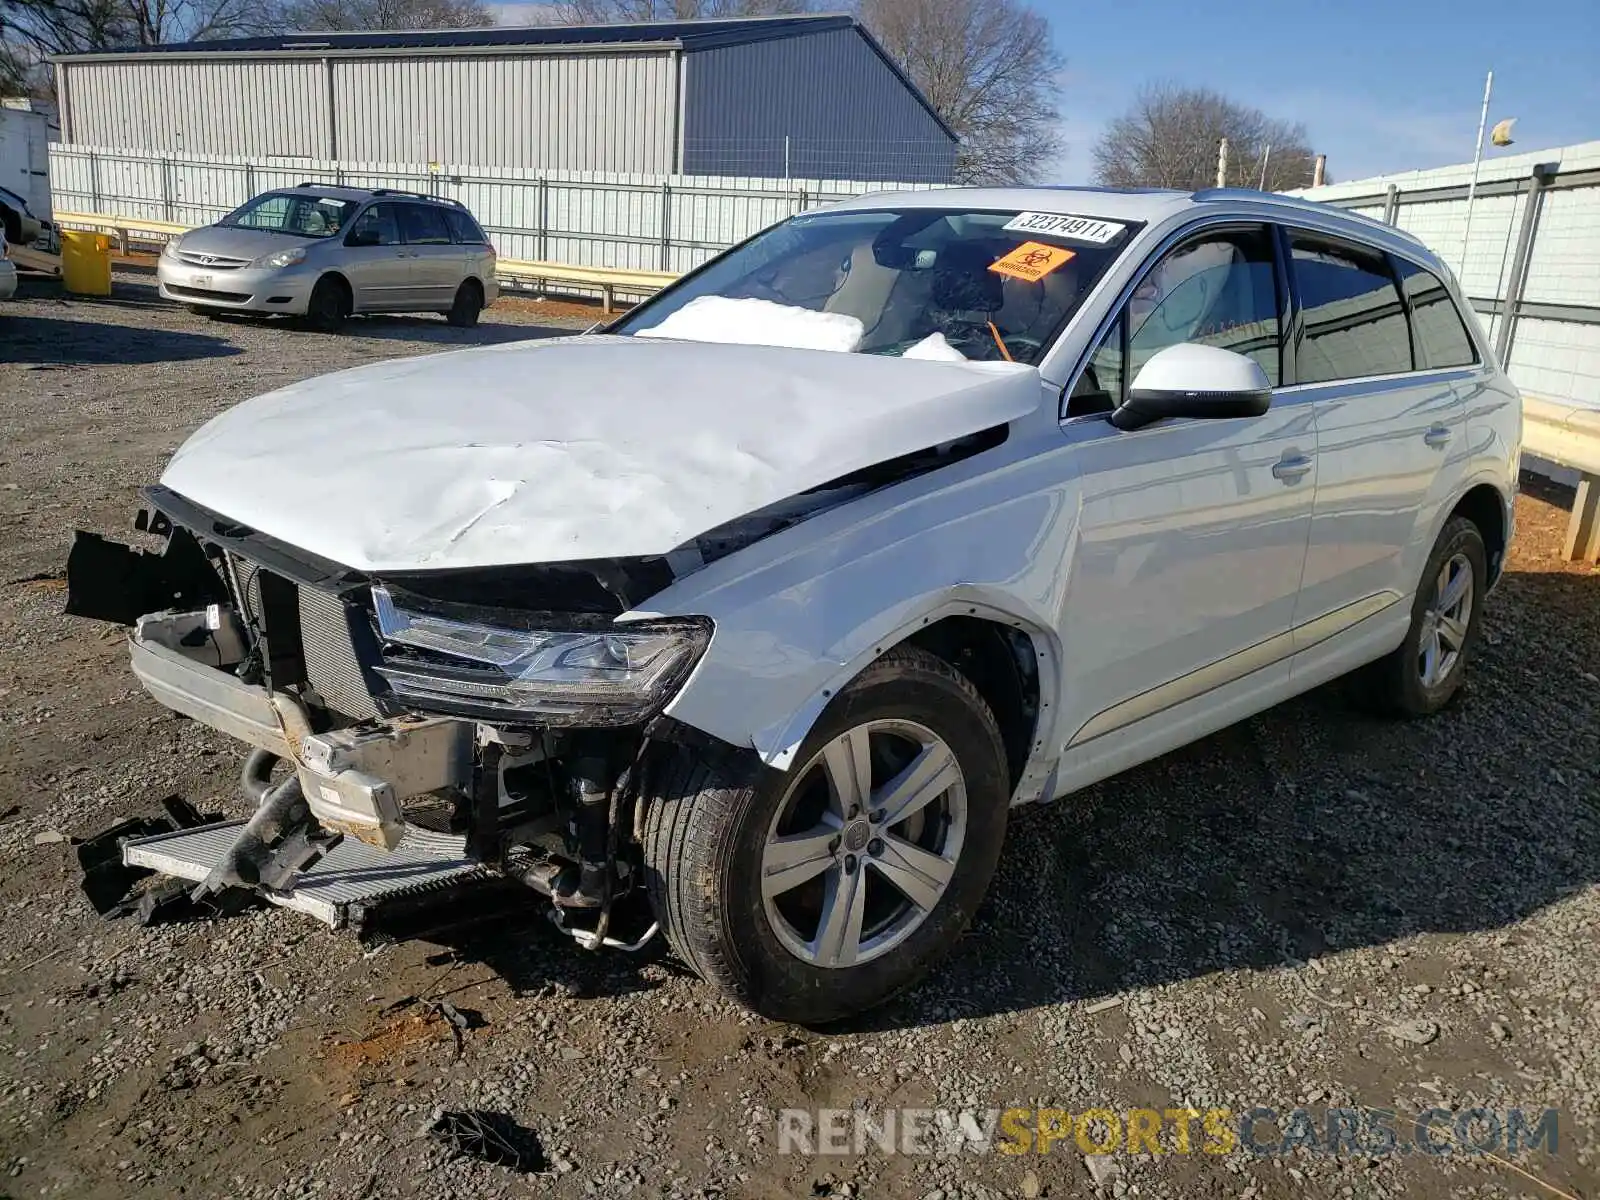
left=342, top=204, right=410, bottom=311
left=1053, top=224, right=1318, bottom=758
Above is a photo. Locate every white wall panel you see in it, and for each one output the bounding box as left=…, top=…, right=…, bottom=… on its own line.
left=330, top=53, right=676, bottom=172
left=62, top=60, right=328, bottom=159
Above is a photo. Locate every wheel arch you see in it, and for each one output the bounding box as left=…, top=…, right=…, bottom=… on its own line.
left=731, top=593, right=1064, bottom=805
left=1450, top=481, right=1511, bottom=586
left=315, top=270, right=353, bottom=301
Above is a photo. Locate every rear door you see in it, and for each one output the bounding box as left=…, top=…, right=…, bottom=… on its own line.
left=1282, top=232, right=1469, bottom=647
left=341, top=203, right=409, bottom=311
left=397, top=203, right=462, bottom=308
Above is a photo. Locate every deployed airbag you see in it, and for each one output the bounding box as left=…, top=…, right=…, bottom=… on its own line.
left=635, top=296, right=866, bottom=354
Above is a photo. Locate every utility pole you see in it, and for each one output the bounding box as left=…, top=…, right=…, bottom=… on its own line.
left=1460, top=69, right=1494, bottom=277
left=1216, top=137, right=1229, bottom=188
left=1312, top=155, right=1326, bottom=187
left=1258, top=145, right=1272, bottom=190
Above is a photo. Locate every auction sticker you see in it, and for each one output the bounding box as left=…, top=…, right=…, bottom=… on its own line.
left=1002, top=212, right=1126, bottom=244
left=989, top=242, right=1075, bottom=283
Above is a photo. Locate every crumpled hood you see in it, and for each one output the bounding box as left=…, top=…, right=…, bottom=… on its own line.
left=161, top=335, right=1041, bottom=571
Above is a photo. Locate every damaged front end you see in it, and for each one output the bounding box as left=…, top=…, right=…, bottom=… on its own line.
left=66, top=487, right=715, bottom=948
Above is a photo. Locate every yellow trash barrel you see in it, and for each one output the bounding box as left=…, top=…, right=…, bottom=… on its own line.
left=61, top=230, right=113, bottom=296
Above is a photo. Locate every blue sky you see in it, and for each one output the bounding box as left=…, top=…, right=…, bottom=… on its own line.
left=494, top=0, right=1599, bottom=185
left=1042, top=0, right=1599, bottom=183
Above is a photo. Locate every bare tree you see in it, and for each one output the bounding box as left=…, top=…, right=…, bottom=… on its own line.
left=2, top=0, right=283, bottom=61
left=1092, top=82, right=1318, bottom=192
left=556, top=0, right=805, bottom=21
left=859, top=0, right=1061, bottom=185
left=283, top=0, right=493, bottom=30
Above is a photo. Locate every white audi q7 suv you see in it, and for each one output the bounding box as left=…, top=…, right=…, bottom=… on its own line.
left=70, top=186, right=1520, bottom=1023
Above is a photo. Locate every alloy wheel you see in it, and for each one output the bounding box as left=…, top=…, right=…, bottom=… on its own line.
left=760, top=719, right=967, bottom=969
left=1419, top=552, right=1474, bottom=688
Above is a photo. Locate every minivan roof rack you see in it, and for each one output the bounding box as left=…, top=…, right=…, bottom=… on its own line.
left=369, top=188, right=464, bottom=206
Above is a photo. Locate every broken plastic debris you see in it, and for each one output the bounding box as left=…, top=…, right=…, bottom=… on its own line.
left=635, top=295, right=865, bottom=353
left=425, top=1109, right=545, bottom=1172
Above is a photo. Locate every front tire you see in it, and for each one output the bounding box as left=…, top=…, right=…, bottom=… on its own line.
left=304, top=275, right=350, bottom=332
left=1356, top=515, right=1487, bottom=717
left=641, top=647, right=1009, bottom=1024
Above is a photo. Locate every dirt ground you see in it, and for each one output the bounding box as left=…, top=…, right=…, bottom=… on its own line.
left=1, top=270, right=1597, bottom=1200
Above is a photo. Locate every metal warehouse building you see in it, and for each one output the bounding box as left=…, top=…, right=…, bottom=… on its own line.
left=51, top=15, right=958, bottom=182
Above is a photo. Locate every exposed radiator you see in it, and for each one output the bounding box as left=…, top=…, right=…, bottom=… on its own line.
left=298, top=584, right=381, bottom=721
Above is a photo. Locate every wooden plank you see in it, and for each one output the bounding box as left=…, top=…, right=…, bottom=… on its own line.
left=1564, top=476, right=1600, bottom=564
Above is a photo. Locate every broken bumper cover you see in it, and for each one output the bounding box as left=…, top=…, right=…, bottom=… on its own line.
left=131, top=613, right=474, bottom=848
left=131, top=635, right=293, bottom=757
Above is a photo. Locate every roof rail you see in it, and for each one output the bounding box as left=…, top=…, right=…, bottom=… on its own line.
left=368, top=188, right=464, bottom=206
left=1189, top=186, right=1429, bottom=247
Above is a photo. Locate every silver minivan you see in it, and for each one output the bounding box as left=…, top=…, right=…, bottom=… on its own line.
left=157, top=185, right=499, bottom=330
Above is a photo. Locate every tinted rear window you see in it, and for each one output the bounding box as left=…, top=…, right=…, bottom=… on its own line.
left=1291, top=238, right=1412, bottom=383
left=1396, top=259, right=1479, bottom=369
left=445, top=209, right=487, bottom=244
left=398, top=204, right=452, bottom=245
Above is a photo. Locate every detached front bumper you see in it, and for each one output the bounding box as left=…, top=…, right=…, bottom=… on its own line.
left=132, top=611, right=475, bottom=849
left=157, top=260, right=315, bottom=314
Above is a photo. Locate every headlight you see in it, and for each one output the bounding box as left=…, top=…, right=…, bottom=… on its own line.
left=251, top=246, right=307, bottom=269
left=161, top=235, right=184, bottom=259
left=370, top=585, right=710, bottom=726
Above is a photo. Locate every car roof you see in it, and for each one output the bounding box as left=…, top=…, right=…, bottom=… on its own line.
left=269, top=183, right=462, bottom=207
left=824, top=185, right=1436, bottom=264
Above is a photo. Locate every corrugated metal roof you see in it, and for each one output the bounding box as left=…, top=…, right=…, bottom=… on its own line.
left=67, top=13, right=856, bottom=56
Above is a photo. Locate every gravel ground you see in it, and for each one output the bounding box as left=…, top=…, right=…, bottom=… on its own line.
left=1, top=270, right=1597, bottom=1200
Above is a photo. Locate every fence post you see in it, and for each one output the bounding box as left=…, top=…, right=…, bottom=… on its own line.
left=160, top=158, right=174, bottom=222
left=1382, top=183, right=1400, bottom=226
left=89, top=150, right=102, bottom=214
left=244, top=162, right=256, bottom=205
left=1494, top=161, right=1558, bottom=367
left=537, top=177, right=549, bottom=263
left=659, top=182, right=672, bottom=272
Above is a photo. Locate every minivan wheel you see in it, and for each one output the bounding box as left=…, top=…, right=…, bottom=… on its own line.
left=446, top=280, right=483, bottom=328
left=304, top=275, right=350, bottom=332
left=641, top=646, right=1009, bottom=1024
left=1356, top=515, right=1487, bottom=717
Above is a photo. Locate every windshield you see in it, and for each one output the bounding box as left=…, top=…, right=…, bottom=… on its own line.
left=219, top=192, right=359, bottom=239
left=614, top=207, right=1135, bottom=365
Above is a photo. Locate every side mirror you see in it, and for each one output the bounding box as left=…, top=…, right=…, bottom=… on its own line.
left=1110, top=343, right=1273, bottom=431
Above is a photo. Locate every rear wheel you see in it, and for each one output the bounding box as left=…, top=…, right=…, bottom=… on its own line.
left=446, top=279, right=483, bottom=328
left=1356, top=515, right=1486, bottom=717
left=641, top=647, right=1009, bottom=1024
left=304, top=275, right=350, bottom=332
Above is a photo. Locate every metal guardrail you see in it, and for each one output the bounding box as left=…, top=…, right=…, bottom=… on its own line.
left=1523, top=397, right=1600, bottom=562
left=497, top=259, right=674, bottom=313
left=52, top=209, right=677, bottom=310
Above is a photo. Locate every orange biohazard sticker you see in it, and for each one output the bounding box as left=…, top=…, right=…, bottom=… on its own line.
left=989, top=241, right=1075, bottom=283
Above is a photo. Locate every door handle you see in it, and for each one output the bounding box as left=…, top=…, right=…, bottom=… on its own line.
left=1423, top=424, right=1452, bottom=448
left=1271, top=453, right=1313, bottom=483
